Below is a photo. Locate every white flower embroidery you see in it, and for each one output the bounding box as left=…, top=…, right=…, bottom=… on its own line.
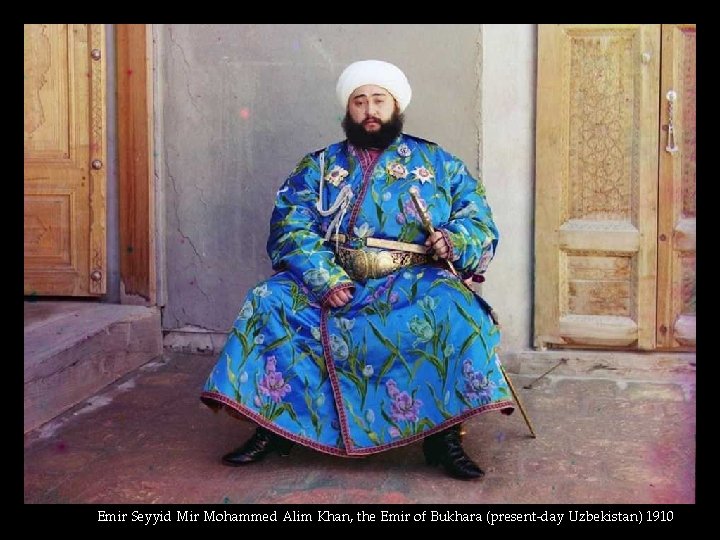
left=304, top=268, right=330, bottom=288
left=253, top=284, right=272, bottom=298
left=329, top=334, right=349, bottom=360
left=353, top=222, right=375, bottom=238
left=238, top=300, right=253, bottom=320
left=419, top=296, right=438, bottom=311
left=412, top=166, right=434, bottom=184
left=397, top=143, right=412, bottom=157
left=334, top=317, right=356, bottom=331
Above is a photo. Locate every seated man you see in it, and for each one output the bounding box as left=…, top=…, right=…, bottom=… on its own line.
left=201, top=59, right=514, bottom=480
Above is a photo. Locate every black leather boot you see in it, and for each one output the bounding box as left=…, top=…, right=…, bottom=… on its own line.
left=422, top=424, right=485, bottom=480
left=221, top=427, right=294, bottom=466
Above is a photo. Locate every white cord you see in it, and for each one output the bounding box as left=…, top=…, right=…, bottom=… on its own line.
left=315, top=151, right=353, bottom=244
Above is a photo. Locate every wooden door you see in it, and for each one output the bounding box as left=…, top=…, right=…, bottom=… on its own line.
left=657, top=24, right=696, bottom=349
left=534, top=24, right=661, bottom=350
left=24, top=24, right=106, bottom=296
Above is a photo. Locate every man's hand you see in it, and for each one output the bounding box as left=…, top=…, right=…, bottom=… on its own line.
left=324, top=288, right=354, bottom=308
left=425, top=230, right=450, bottom=260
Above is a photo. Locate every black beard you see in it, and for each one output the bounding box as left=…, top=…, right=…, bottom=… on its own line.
left=341, top=111, right=404, bottom=149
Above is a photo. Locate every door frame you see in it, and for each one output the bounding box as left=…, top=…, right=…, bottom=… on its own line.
left=116, top=24, right=156, bottom=305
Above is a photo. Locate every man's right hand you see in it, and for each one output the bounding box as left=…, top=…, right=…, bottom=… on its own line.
left=324, top=288, right=354, bottom=308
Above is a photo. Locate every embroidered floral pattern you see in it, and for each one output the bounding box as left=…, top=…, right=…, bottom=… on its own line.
left=253, top=284, right=272, bottom=298
left=259, top=355, right=291, bottom=403
left=325, top=165, right=349, bottom=187
left=387, top=162, right=409, bottom=179
left=386, top=380, right=422, bottom=423
left=397, top=143, right=412, bottom=157
left=353, top=222, right=375, bottom=238
left=361, top=274, right=398, bottom=305
left=329, top=334, right=349, bottom=360
left=237, top=300, right=253, bottom=320
left=408, top=315, right=434, bottom=344
left=412, top=166, right=434, bottom=184
left=462, top=358, right=494, bottom=404
left=303, top=268, right=330, bottom=288
left=333, top=317, right=355, bottom=331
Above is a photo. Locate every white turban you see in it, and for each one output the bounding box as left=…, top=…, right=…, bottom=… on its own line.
left=336, top=60, right=412, bottom=113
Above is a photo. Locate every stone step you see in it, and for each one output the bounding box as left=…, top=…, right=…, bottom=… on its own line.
left=24, top=302, right=162, bottom=433
left=501, top=349, right=696, bottom=383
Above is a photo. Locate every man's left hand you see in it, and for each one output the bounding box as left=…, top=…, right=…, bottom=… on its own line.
left=425, top=230, right=450, bottom=260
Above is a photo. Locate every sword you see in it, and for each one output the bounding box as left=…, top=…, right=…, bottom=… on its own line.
left=408, top=187, right=537, bottom=438
left=409, top=187, right=458, bottom=277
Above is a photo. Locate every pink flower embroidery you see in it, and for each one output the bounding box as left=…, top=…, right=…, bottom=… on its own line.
left=259, top=355, right=291, bottom=403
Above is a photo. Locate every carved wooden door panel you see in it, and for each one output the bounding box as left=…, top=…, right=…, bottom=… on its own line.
left=657, top=24, right=696, bottom=350
left=24, top=24, right=107, bottom=296
left=535, top=24, right=661, bottom=350
left=535, top=23, right=696, bottom=351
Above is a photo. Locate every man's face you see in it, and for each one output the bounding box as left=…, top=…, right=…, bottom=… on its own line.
left=347, top=85, right=396, bottom=132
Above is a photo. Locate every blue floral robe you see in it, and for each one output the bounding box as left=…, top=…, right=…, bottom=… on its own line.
left=201, top=133, right=514, bottom=456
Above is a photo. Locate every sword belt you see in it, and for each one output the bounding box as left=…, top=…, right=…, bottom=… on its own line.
left=329, top=234, right=430, bottom=281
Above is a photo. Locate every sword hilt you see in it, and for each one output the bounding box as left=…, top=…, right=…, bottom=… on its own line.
left=409, top=187, right=458, bottom=276
left=409, top=187, right=435, bottom=234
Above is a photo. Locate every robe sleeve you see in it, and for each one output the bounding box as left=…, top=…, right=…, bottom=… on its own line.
left=266, top=152, right=354, bottom=303
left=438, top=153, right=499, bottom=275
